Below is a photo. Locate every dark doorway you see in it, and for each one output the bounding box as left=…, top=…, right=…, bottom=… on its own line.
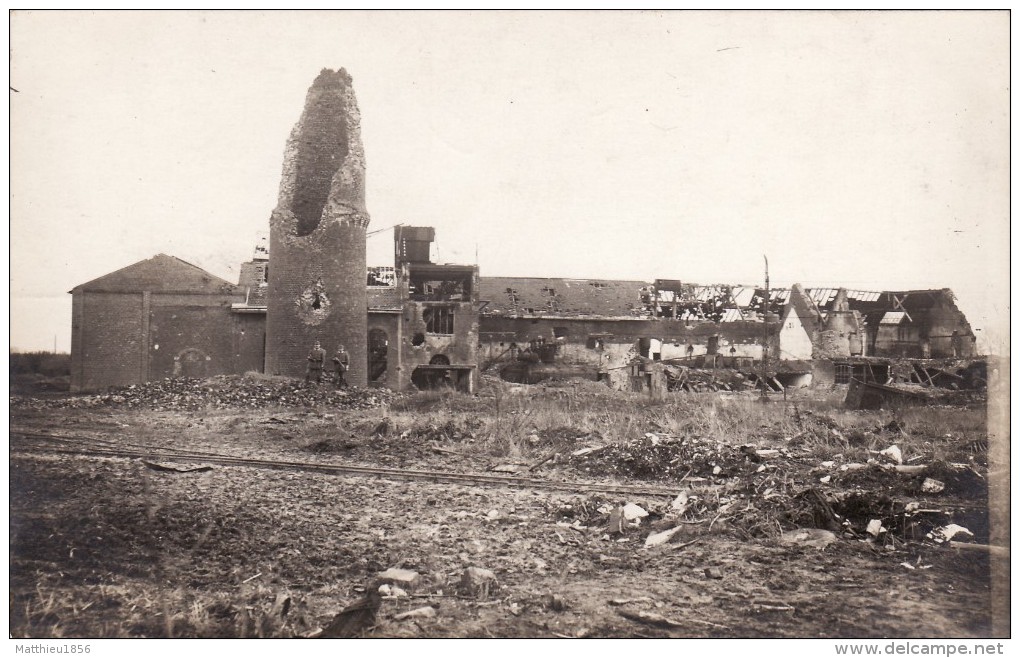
left=368, top=328, right=388, bottom=384
left=707, top=335, right=720, bottom=355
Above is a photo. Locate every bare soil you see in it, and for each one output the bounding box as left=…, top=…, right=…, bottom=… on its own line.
left=9, top=387, right=996, bottom=639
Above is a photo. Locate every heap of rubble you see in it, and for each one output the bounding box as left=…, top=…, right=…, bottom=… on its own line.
left=9, top=375, right=396, bottom=411
left=568, top=432, right=753, bottom=482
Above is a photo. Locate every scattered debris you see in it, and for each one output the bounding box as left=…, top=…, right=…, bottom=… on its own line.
left=393, top=606, right=437, bottom=621
left=893, top=465, right=927, bottom=475
left=879, top=445, right=903, bottom=465
left=377, top=584, right=408, bottom=598
left=866, top=520, right=885, bottom=538
left=644, top=526, right=685, bottom=547
left=623, top=503, right=648, bottom=522
left=459, top=567, right=498, bottom=599
left=528, top=452, right=558, bottom=472
left=704, top=567, right=724, bottom=580
left=608, top=506, right=626, bottom=534
left=928, top=524, right=974, bottom=544
left=541, top=593, right=569, bottom=611
left=490, top=464, right=521, bottom=474
left=377, top=568, right=421, bottom=592
left=779, top=528, right=837, bottom=549
left=616, top=609, right=685, bottom=629
left=900, top=560, right=932, bottom=571
left=616, top=608, right=730, bottom=631
left=921, top=478, right=946, bottom=494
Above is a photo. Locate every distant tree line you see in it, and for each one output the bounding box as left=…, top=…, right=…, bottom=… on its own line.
left=10, top=351, right=71, bottom=378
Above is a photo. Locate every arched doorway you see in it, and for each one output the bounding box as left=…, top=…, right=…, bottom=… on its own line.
left=174, top=348, right=210, bottom=378
left=368, top=328, right=388, bottom=385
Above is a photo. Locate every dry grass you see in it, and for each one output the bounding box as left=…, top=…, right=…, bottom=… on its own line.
left=12, top=576, right=310, bottom=638
left=375, top=382, right=987, bottom=467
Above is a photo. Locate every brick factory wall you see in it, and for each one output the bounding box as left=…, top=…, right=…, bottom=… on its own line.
left=72, top=291, right=145, bottom=391
left=70, top=289, right=261, bottom=391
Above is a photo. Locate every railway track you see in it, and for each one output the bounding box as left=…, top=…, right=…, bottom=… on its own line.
left=10, top=430, right=682, bottom=499
left=10, top=430, right=990, bottom=511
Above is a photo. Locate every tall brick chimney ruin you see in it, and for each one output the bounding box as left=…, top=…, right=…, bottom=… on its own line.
left=265, top=68, right=370, bottom=385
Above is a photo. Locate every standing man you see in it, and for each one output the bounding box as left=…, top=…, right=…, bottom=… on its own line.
left=306, top=340, right=326, bottom=383
left=333, top=344, right=350, bottom=388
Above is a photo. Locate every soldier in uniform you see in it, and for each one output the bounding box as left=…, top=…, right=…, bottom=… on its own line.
left=333, top=344, right=350, bottom=388
left=306, top=341, right=326, bottom=383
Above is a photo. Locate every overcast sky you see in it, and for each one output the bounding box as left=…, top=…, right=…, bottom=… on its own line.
left=10, top=10, right=1010, bottom=354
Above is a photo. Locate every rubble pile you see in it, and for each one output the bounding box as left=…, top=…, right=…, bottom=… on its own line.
left=563, top=427, right=989, bottom=546
left=401, top=419, right=485, bottom=444
left=567, top=432, right=753, bottom=482
left=9, top=375, right=397, bottom=411
left=660, top=365, right=754, bottom=392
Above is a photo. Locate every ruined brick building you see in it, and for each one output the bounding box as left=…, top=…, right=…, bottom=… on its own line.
left=68, top=69, right=979, bottom=392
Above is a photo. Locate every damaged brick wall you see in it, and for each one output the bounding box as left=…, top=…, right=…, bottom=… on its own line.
left=382, top=262, right=480, bottom=392
left=812, top=290, right=865, bottom=359
left=860, top=291, right=977, bottom=359
left=265, top=69, right=370, bottom=384
left=366, top=313, right=400, bottom=389
left=70, top=291, right=257, bottom=391
left=478, top=316, right=777, bottom=374
left=923, top=298, right=978, bottom=359
left=400, top=300, right=479, bottom=391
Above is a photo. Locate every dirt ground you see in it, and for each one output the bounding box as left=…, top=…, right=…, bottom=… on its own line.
left=9, top=382, right=999, bottom=639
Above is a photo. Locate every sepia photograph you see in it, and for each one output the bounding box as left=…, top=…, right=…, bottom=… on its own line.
left=8, top=9, right=1010, bottom=648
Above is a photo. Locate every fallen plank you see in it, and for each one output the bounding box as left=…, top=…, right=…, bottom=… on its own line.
left=609, top=597, right=654, bottom=606
left=752, top=600, right=795, bottom=612
left=616, top=609, right=684, bottom=628
left=142, top=460, right=214, bottom=474
left=528, top=452, right=558, bottom=472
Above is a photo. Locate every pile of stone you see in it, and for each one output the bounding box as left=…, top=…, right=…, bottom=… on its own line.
left=567, top=432, right=751, bottom=482
left=10, top=375, right=396, bottom=411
